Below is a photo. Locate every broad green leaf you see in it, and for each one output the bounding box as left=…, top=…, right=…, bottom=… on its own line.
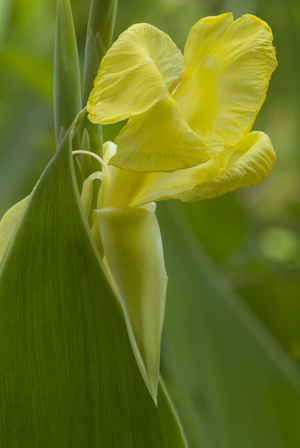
left=96, top=206, right=168, bottom=404
left=158, top=200, right=300, bottom=448
left=0, top=123, right=187, bottom=447
left=54, top=0, right=81, bottom=146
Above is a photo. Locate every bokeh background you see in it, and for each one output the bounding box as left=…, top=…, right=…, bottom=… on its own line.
left=1, top=0, right=300, bottom=444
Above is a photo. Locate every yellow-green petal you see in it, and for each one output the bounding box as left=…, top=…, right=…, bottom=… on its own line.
left=102, top=140, right=117, bottom=165
left=0, top=197, right=29, bottom=264
left=96, top=206, right=168, bottom=404
left=109, top=97, right=221, bottom=172
left=132, top=131, right=275, bottom=205
left=87, top=23, right=184, bottom=124
left=101, top=141, right=156, bottom=207
left=103, top=166, right=155, bottom=207
left=131, top=158, right=221, bottom=206
left=174, top=14, right=277, bottom=146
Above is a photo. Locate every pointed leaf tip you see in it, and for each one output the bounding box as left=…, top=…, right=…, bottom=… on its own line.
left=54, top=0, right=81, bottom=145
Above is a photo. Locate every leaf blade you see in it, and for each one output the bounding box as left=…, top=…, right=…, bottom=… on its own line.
left=0, top=127, right=187, bottom=447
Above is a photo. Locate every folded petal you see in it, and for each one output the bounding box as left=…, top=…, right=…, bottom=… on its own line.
left=132, top=131, right=275, bottom=205
left=109, top=97, right=222, bottom=172
left=131, top=159, right=222, bottom=206
left=181, top=131, right=276, bottom=201
left=174, top=14, right=277, bottom=146
left=0, top=197, right=29, bottom=264
left=96, top=206, right=168, bottom=404
left=87, top=23, right=184, bottom=124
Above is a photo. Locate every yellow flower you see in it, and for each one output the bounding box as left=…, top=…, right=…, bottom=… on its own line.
left=87, top=13, right=277, bottom=207
left=82, top=13, right=277, bottom=404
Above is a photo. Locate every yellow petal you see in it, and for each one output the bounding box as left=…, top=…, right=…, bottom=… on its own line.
left=87, top=23, right=184, bottom=124
left=181, top=131, right=276, bottom=201
left=174, top=14, right=277, bottom=146
left=102, top=140, right=117, bottom=165
left=103, top=166, right=155, bottom=207
left=190, top=132, right=276, bottom=201
left=132, top=131, right=275, bottom=205
left=0, top=197, right=29, bottom=264
left=100, top=141, right=155, bottom=208
left=131, top=159, right=222, bottom=206
left=96, top=206, right=168, bottom=404
left=109, top=97, right=222, bottom=172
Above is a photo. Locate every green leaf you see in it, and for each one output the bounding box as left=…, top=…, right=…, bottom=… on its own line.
left=86, top=0, right=117, bottom=59
left=159, top=201, right=300, bottom=448
left=82, top=0, right=118, bottom=157
left=96, top=206, right=168, bottom=404
left=81, top=27, right=104, bottom=155
left=0, top=123, right=187, bottom=447
left=82, top=28, right=105, bottom=107
left=54, top=0, right=81, bottom=146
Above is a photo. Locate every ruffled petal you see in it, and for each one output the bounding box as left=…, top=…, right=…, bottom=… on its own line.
left=132, top=131, right=275, bottom=205
left=96, top=206, right=168, bottom=404
left=87, top=23, right=184, bottom=124
left=180, top=131, right=276, bottom=201
left=109, top=97, right=222, bottom=172
left=173, top=14, right=277, bottom=146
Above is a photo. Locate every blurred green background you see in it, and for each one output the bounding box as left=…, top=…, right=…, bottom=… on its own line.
left=1, top=0, right=299, bottom=366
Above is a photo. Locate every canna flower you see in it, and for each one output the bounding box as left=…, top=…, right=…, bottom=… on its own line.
left=85, top=13, right=277, bottom=403
left=87, top=13, right=277, bottom=206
